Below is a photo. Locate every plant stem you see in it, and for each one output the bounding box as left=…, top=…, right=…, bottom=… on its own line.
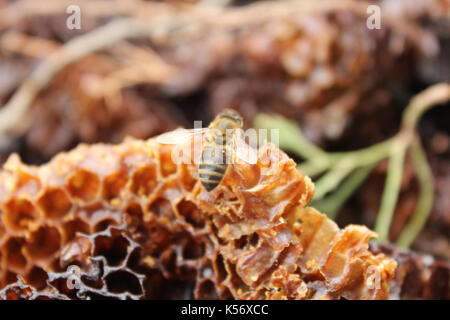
left=253, top=114, right=328, bottom=160
left=311, top=164, right=375, bottom=219
left=298, top=159, right=330, bottom=177
left=312, top=159, right=354, bottom=200
left=395, top=137, right=434, bottom=248
left=327, top=137, right=396, bottom=167
left=254, top=83, right=450, bottom=246
left=402, top=83, right=450, bottom=130
left=374, top=141, right=407, bottom=243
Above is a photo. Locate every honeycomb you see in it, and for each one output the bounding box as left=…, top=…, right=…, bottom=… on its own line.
left=0, top=276, right=67, bottom=300
left=0, top=132, right=396, bottom=299
left=370, top=243, right=450, bottom=300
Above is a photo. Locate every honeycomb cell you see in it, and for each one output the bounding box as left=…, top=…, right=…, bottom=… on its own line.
left=14, top=170, right=41, bottom=192
left=182, top=237, right=205, bottom=260
left=94, top=233, right=129, bottom=266
left=179, top=164, right=197, bottom=191
left=93, top=219, right=117, bottom=232
left=3, top=271, right=19, bottom=286
left=159, top=249, right=177, bottom=276
left=105, top=271, right=143, bottom=296
left=102, top=171, right=128, bottom=202
left=234, top=233, right=259, bottom=250
left=219, top=287, right=234, bottom=300
left=37, top=188, right=72, bottom=219
left=67, top=169, right=100, bottom=202
left=148, top=198, right=174, bottom=220
left=2, top=198, right=39, bottom=232
left=145, top=224, right=172, bottom=256
left=126, top=247, right=142, bottom=271
left=124, top=202, right=144, bottom=231
left=176, top=199, right=204, bottom=228
left=80, top=275, right=104, bottom=290
left=196, top=280, right=219, bottom=300
left=159, top=145, right=178, bottom=177
left=61, top=219, right=90, bottom=244
left=178, top=265, right=197, bottom=281
left=24, top=226, right=61, bottom=261
left=25, top=266, right=48, bottom=290
left=2, top=237, right=27, bottom=273
left=214, top=254, right=227, bottom=283
left=130, top=165, right=157, bottom=196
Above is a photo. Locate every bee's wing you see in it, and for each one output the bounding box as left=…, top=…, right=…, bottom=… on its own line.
left=231, top=133, right=258, bottom=165
left=156, top=128, right=210, bottom=144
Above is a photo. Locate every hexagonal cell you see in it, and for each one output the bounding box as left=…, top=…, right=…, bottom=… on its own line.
left=159, top=145, right=177, bottom=177
left=130, top=165, right=157, bottom=196
left=126, top=247, right=142, bottom=271
left=93, top=232, right=129, bottom=266
left=219, top=287, right=234, bottom=300
left=159, top=249, right=176, bottom=276
left=15, top=171, right=41, bottom=193
left=3, top=271, right=19, bottom=287
left=179, top=164, right=197, bottom=191
left=2, top=198, right=39, bottom=232
left=144, top=224, right=172, bottom=256
left=105, top=271, right=142, bottom=296
left=80, top=273, right=104, bottom=291
left=124, top=202, right=143, bottom=232
left=176, top=199, right=204, bottom=228
left=182, top=236, right=205, bottom=260
left=93, top=219, right=117, bottom=233
left=148, top=198, right=174, bottom=220
left=37, top=188, right=72, bottom=219
left=24, top=226, right=61, bottom=262
left=61, top=218, right=90, bottom=244
left=196, top=280, right=219, bottom=299
left=214, top=254, right=227, bottom=283
left=25, top=266, right=48, bottom=290
left=102, top=171, right=128, bottom=202
left=177, top=265, right=197, bottom=281
left=66, top=169, right=100, bottom=202
left=234, top=234, right=258, bottom=250
left=2, top=237, right=27, bottom=273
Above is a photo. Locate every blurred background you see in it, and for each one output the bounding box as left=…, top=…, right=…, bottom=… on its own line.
left=0, top=0, right=448, bottom=265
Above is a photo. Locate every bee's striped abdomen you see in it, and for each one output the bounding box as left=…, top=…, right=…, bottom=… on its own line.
left=199, top=135, right=228, bottom=191
left=198, top=162, right=227, bottom=191
left=198, top=109, right=243, bottom=192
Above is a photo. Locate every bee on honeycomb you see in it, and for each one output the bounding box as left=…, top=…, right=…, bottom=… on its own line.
left=0, top=113, right=396, bottom=299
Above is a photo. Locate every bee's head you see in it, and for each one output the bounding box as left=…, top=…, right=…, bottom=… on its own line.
left=216, top=109, right=243, bottom=130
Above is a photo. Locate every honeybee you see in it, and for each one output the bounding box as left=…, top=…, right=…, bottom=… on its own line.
left=156, top=109, right=255, bottom=191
